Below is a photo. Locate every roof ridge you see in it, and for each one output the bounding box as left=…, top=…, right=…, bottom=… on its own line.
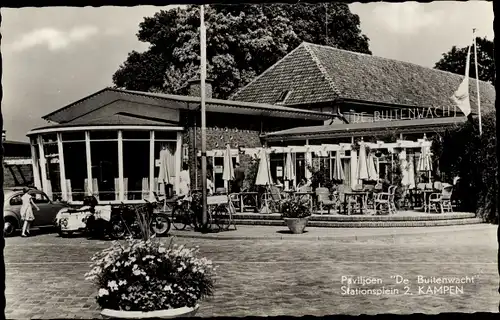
left=304, top=42, right=493, bottom=87
left=302, top=43, right=341, bottom=96
left=229, top=42, right=309, bottom=100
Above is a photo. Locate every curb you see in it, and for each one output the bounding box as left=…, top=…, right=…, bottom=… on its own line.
left=168, top=223, right=492, bottom=242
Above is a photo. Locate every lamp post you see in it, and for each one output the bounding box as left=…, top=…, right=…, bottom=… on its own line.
left=199, top=4, right=208, bottom=231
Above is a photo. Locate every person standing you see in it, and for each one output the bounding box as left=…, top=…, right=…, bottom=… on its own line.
left=20, top=188, right=39, bottom=237
left=233, top=163, right=245, bottom=193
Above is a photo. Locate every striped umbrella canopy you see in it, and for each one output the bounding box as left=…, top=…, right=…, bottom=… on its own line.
left=255, top=149, right=273, bottom=186
left=408, top=155, right=416, bottom=189
left=417, top=145, right=433, bottom=172
left=399, top=150, right=410, bottom=186
left=332, top=150, right=345, bottom=181
left=222, top=144, right=235, bottom=183
left=284, top=151, right=296, bottom=182
left=357, top=142, right=369, bottom=181
left=367, top=152, right=379, bottom=181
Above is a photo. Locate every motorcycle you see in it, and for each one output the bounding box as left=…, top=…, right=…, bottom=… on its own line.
left=108, top=199, right=171, bottom=239
left=55, top=196, right=113, bottom=238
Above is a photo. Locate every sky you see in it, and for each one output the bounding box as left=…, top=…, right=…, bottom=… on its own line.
left=1, top=2, right=494, bottom=142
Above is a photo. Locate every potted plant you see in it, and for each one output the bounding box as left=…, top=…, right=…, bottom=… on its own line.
left=84, top=210, right=217, bottom=319
left=280, top=196, right=312, bottom=234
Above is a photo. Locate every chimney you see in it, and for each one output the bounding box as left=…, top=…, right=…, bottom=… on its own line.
left=187, top=78, right=213, bottom=99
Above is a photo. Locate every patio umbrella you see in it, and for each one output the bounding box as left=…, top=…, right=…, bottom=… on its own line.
left=400, top=150, right=410, bottom=187
left=158, top=145, right=170, bottom=184
left=222, top=144, right=235, bottom=183
left=255, top=148, right=273, bottom=186
left=333, top=151, right=345, bottom=181
left=417, top=145, right=433, bottom=173
left=357, top=142, right=369, bottom=181
left=367, top=152, right=378, bottom=181
left=408, top=156, right=416, bottom=189
left=284, top=151, right=296, bottom=189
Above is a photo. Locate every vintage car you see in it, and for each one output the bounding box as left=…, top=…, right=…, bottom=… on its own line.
left=3, top=187, right=68, bottom=237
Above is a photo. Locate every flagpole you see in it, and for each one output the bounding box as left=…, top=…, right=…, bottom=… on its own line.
left=473, top=28, right=482, bottom=135
left=200, top=5, right=208, bottom=229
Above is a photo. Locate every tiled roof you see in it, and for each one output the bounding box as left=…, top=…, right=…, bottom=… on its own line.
left=231, top=42, right=496, bottom=115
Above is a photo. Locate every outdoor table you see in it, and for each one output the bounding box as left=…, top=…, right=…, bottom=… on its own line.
left=343, top=191, right=369, bottom=215
left=238, top=192, right=259, bottom=213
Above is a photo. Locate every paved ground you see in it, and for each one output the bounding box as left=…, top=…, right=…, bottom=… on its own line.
left=5, top=224, right=499, bottom=318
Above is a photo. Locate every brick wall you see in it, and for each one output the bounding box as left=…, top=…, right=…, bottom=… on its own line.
left=3, top=163, right=34, bottom=187
left=183, top=126, right=262, bottom=189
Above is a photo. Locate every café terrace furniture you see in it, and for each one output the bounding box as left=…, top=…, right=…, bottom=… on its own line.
left=261, top=184, right=286, bottom=213
left=343, top=185, right=369, bottom=215
left=236, top=190, right=259, bottom=213
left=315, top=187, right=337, bottom=215
left=428, top=185, right=454, bottom=214
left=374, top=185, right=397, bottom=215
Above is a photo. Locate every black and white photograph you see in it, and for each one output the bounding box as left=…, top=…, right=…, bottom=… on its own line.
left=1, top=1, right=499, bottom=318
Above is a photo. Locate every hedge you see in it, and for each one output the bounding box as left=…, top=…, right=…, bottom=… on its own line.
left=431, top=112, right=498, bottom=223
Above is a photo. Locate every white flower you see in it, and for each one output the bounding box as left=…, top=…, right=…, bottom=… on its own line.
left=163, top=285, right=172, bottom=292
left=118, top=279, right=127, bottom=286
left=158, top=247, right=166, bottom=253
left=133, top=269, right=142, bottom=276
left=145, top=276, right=150, bottom=281
left=98, top=288, right=109, bottom=297
left=108, top=280, right=119, bottom=291
left=116, top=261, right=121, bottom=267
left=177, top=267, right=183, bottom=272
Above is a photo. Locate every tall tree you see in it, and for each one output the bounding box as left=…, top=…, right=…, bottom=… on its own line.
left=434, top=37, right=495, bottom=84
left=112, top=4, right=371, bottom=99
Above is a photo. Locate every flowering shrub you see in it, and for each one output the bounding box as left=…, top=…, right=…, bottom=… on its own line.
left=280, top=196, right=312, bottom=219
left=85, top=238, right=217, bottom=312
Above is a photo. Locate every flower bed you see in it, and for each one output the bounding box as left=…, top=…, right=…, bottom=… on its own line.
left=85, top=238, right=217, bottom=312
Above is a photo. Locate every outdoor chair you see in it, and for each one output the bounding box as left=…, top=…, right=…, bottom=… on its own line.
left=260, top=184, right=285, bottom=213
left=337, top=185, right=359, bottom=215
left=315, top=187, right=336, bottom=215
left=363, top=184, right=376, bottom=211
left=374, top=185, right=397, bottom=215
left=428, top=185, right=453, bottom=214
left=433, top=181, right=443, bottom=191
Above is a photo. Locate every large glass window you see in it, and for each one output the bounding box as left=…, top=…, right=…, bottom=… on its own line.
left=41, top=134, right=61, bottom=201
left=123, top=131, right=150, bottom=200
left=63, top=141, right=87, bottom=202
left=90, top=131, right=118, bottom=201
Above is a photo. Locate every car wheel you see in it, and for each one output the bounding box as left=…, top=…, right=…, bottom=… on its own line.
left=4, top=218, right=18, bottom=237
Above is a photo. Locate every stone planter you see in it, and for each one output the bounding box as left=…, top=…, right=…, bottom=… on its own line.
left=284, top=217, right=309, bottom=234
left=101, top=305, right=199, bottom=319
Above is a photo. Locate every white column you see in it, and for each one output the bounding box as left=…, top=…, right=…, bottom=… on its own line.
left=118, top=130, right=124, bottom=201
left=37, top=135, right=49, bottom=195
left=305, top=139, right=312, bottom=180
left=85, top=131, right=93, bottom=196
left=175, top=132, right=182, bottom=195
left=57, top=133, right=68, bottom=201
left=30, top=141, right=42, bottom=190
left=149, top=131, right=155, bottom=200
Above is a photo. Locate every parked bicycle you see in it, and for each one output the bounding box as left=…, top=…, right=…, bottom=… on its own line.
left=171, top=191, right=211, bottom=231
left=110, top=199, right=171, bottom=239
left=210, top=193, right=238, bottom=231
